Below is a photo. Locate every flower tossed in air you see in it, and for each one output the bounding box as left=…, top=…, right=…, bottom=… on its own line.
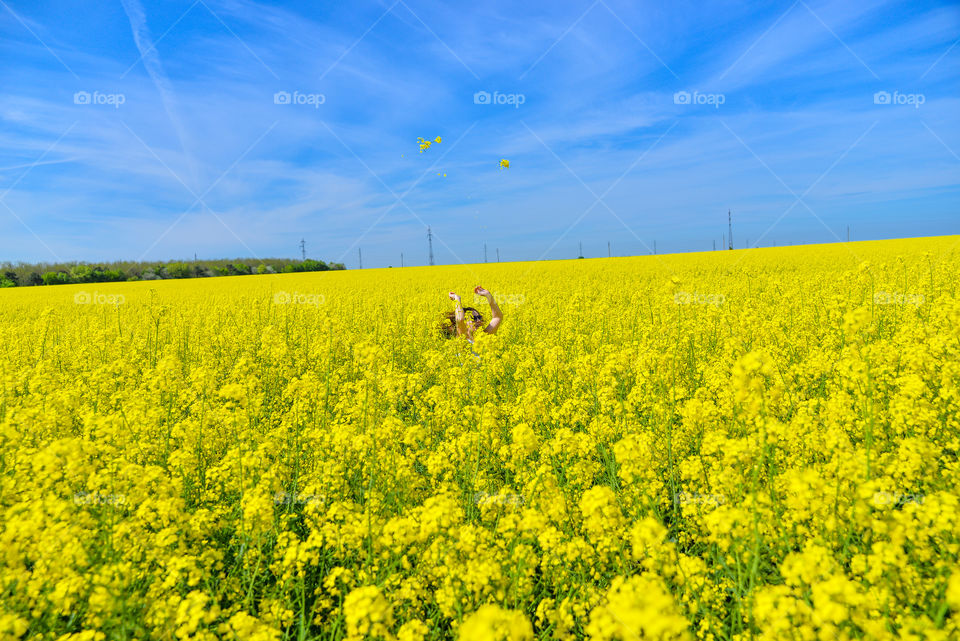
left=418, top=136, right=442, bottom=153
left=499, top=159, right=510, bottom=169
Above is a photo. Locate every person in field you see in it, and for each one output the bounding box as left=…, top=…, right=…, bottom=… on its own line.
left=442, top=286, right=503, bottom=343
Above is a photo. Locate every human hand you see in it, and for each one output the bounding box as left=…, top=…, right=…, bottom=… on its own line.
left=474, top=286, right=490, bottom=297
left=448, top=291, right=461, bottom=303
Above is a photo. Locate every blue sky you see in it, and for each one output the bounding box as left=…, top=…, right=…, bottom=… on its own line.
left=1, top=0, right=958, bottom=268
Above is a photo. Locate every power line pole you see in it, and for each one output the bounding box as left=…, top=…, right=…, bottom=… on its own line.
left=401, top=252, right=404, bottom=268
left=496, top=248, right=500, bottom=263
left=654, top=240, right=657, bottom=255
left=484, top=243, right=488, bottom=263
left=847, top=226, right=850, bottom=242
left=713, top=240, right=716, bottom=251
left=728, top=210, right=733, bottom=250
left=427, top=226, right=434, bottom=266
left=299, top=238, right=306, bottom=260
left=579, top=241, right=583, bottom=258
left=608, top=241, right=611, bottom=257
left=358, top=247, right=362, bottom=269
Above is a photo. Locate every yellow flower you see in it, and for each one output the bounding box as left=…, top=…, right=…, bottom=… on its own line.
left=343, top=586, right=393, bottom=640
left=586, top=575, right=691, bottom=641
left=458, top=605, right=533, bottom=641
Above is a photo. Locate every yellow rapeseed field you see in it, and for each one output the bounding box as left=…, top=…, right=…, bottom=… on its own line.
left=1, top=236, right=959, bottom=641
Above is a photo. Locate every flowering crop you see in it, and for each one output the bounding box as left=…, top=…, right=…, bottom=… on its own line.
left=1, top=237, right=959, bottom=640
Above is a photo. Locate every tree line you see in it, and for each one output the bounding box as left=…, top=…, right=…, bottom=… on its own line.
left=0, top=257, right=345, bottom=288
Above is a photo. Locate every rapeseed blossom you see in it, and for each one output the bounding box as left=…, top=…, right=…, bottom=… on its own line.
left=0, top=236, right=957, bottom=639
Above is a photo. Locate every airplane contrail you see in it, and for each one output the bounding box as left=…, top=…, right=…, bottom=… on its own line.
left=119, top=0, right=199, bottom=190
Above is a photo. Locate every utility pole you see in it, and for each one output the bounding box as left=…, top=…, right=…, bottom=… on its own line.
left=300, top=238, right=306, bottom=260
left=728, top=210, right=733, bottom=250
left=401, top=252, right=404, bottom=268
left=713, top=240, right=716, bottom=251
left=654, top=240, right=657, bottom=255
left=608, top=241, right=611, bottom=258
left=358, top=247, right=362, bottom=269
left=579, top=241, right=583, bottom=258
left=484, top=243, right=488, bottom=263
left=496, top=248, right=500, bottom=263
left=847, top=226, right=850, bottom=242
left=427, top=226, right=434, bottom=266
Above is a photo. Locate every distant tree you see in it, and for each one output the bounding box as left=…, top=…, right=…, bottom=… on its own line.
left=3, top=271, right=19, bottom=286
left=41, top=271, right=72, bottom=285
left=100, top=268, right=126, bottom=282
left=27, top=272, right=42, bottom=286
left=167, top=262, right=192, bottom=279
left=70, top=265, right=94, bottom=282
left=301, top=259, right=328, bottom=272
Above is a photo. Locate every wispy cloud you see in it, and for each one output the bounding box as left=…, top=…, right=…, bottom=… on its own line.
left=119, top=0, right=198, bottom=188
left=0, top=0, right=957, bottom=266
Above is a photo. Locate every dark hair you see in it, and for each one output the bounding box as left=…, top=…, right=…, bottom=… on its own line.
left=440, top=307, right=484, bottom=338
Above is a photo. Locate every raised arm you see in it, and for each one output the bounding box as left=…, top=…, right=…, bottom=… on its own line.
left=448, top=292, right=469, bottom=336
left=475, top=287, right=502, bottom=334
